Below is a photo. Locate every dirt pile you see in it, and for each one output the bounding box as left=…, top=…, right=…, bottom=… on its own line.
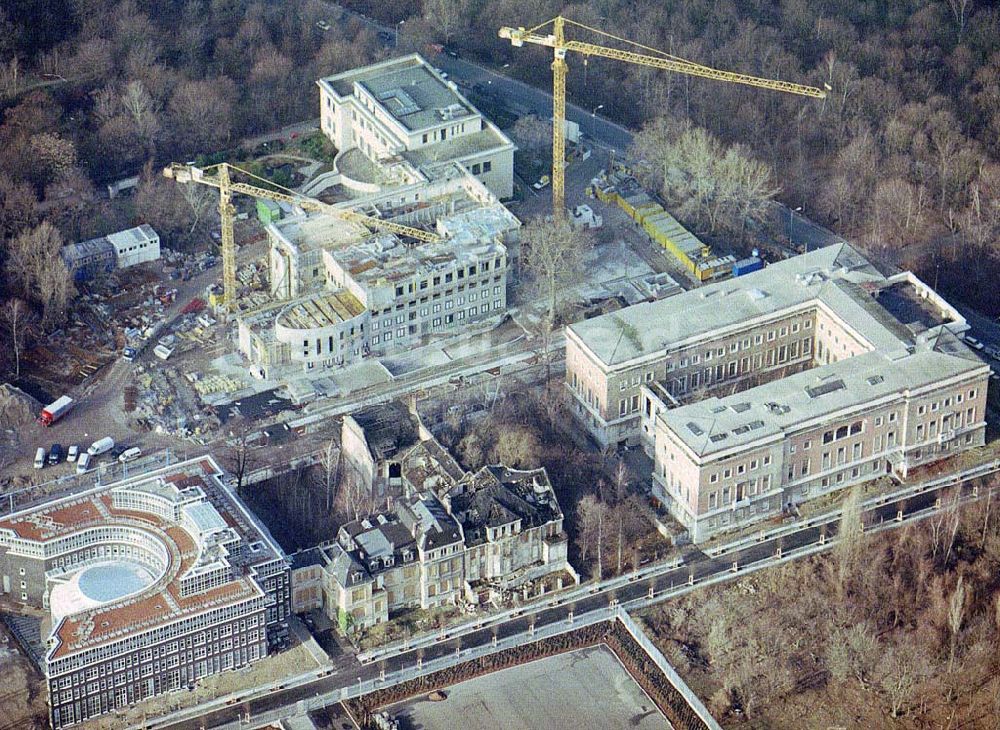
left=0, top=384, right=41, bottom=429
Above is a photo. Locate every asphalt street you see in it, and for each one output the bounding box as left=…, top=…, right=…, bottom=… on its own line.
left=146, top=459, right=999, bottom=730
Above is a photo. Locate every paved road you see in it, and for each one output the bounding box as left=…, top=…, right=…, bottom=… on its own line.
left=144, top=458, right=1000, bottom=730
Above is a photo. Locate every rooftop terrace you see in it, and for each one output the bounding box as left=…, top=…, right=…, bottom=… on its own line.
left=0, top=457, right=285, bottom=661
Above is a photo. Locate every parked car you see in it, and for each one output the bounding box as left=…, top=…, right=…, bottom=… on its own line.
left=88, top=437, right=115, bottom=456
left=533, top=175, right=551, bottom=190
left=118, top=447, right=142, bottom=463
left=76, top=452, right=92, bottom=474
left=67, top=444, right=80, bottom=463
left=965, top=335, right=985, bottom=350
left=34, top=447, right=46, bottom=469
left=48, top=444, right=64, bottom=464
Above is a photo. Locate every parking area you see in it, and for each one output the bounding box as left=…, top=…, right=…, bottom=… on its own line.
left=383, top=645, right=668, bottom=730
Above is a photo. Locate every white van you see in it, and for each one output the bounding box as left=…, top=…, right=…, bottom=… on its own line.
left=34, top=447, right=46, bottom=469
left=88, top=437, right=115, bottom=456
left=76, top=452, right=92, bottom=474
left=118, top=447, right=142, bottom=463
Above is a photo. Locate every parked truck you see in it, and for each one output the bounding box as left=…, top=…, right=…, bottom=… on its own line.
left=39, top=396, right=74, bottom=427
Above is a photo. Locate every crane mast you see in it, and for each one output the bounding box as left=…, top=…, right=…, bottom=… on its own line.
left=164, top=162, right=440, bottom=312
left=499, top=16, right=828, bottom=216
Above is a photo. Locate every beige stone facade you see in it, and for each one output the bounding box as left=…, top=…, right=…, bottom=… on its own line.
left=566, top=245, right=989, bottom=542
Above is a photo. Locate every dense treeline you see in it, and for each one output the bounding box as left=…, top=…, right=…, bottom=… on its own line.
left=387, top=0, right=1000, bottom=311
left=3, top=0, right=999, bottom=330
left=0, top=0, right=382, bottom=348
left=646, top=486, right=1000, bottom=724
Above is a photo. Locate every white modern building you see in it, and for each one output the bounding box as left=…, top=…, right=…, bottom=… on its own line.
left=318, top=54, right=516, bottom=200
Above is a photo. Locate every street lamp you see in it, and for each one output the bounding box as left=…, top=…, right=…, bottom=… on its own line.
left=591, top=104, right=604, bottom=137
left=395, top=20, right=404, bottom=49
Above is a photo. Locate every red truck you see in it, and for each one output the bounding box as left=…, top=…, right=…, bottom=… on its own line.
left=39, top=396, right=74, bottom=426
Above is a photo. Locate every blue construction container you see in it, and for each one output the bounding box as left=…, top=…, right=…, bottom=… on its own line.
left=732, top=256, right=764, bottom=277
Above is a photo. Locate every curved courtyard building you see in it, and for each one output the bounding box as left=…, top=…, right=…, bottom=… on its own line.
left=0, top=457, right=290, bottom=729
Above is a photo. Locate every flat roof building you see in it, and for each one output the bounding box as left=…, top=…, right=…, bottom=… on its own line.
left=318, top=54, right=515, bottom=199
left=0, top=456, right=290, bottom=729
left=242, top=166, right=518, bottom=376
left=565, top=244, right=989, bottom=542
left=62, top=224, right=160, bottom=281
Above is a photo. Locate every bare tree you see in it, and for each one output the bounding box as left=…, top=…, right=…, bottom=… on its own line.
left=314, top=439, right=340, bottom=513
left=489, top=425, right=541, bottom=469
left=337, top=466, right=373, bottom=522
left=575, top=494, right=608, bottom=580
left=947, top=575, right=966, bottom=675
left=422, top=0, right=470, bottom=45
left=1, top=298, right=37, bottom=378
left=946, top=0, right=973, bottom=43
left=167, top=77, right=235, bottom=152
left=827, top=621, right=880, bottom=689
left=0, top=172, right=38, bottom=240
left=224, top=418, right=257, bottom=493
left=834, top=485, right=865, bottom=596
left=179, top=182, right=216, bottom=237
left=510, top=115, right=551, bottom=152
left=632, top=118, right=779, bottom=237
left=520, top=216, right=593, bottom=325
left=878, top=639, right=931, bottom=718
left=4, top=221, right=75, bottom=326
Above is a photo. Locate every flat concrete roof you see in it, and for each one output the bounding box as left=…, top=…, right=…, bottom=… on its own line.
left=328, top=232, right=505, bottom=287
left=321, top=54, right=475, bottom=133
left=661, top=333, right=986, bottom=457
left=402, top=126, right=513, bottom=168
left=569, top=244, right=897, bottom=368
left=384, top=645, right=668, bottom=730
left=270, top=213, right=370, bottom=254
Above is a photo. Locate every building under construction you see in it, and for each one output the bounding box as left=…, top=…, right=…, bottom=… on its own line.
left=238, top=163, right=519, bottom=375
left=232, top=54, right=521, bottom=378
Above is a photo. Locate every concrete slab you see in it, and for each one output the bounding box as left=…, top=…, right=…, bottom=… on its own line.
left=326, top=359, right=393, bottom=393
left=385, top=645, right=668, bottom=730
left=382, top=347, right=452, bottom=376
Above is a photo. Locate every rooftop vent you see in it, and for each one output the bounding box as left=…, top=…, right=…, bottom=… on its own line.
left=437, top=103, right=467, bottom=121
left=805, top=379, right=846, bottom=399
left=686, top=422, right=704, bottom=436
left=731, top=402, right=752, bottom=413
left=867, top=375, right=885, bottom=385
left=710, top=433, right=728, bottom=443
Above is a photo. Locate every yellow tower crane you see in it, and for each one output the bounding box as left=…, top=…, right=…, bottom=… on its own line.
left=163, top=162, right=441, bottom=312
left=499, top=16, right=829, bottom=216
